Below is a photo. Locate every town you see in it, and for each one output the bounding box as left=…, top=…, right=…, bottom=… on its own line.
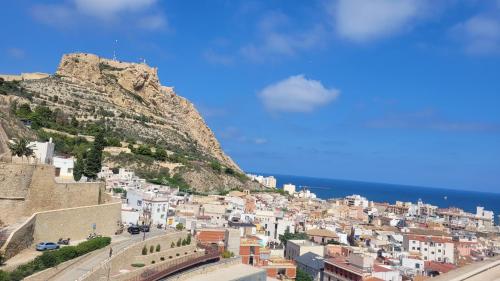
left=0, top=138, right=498, bottom=281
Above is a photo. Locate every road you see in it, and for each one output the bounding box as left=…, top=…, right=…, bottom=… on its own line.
left=50, top=229, right=167, bottom=281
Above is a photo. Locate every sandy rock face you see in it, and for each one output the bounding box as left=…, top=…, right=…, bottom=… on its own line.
left=31, top=53, right=242, bottom=174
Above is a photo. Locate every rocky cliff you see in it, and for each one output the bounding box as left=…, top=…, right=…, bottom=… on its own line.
left=1, top=53, right=259, bottom=191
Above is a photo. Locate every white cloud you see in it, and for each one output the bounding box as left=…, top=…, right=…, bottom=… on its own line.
left=74, top=0, right=156, bottom=18
left=254, top=138, right=268, bottom=145
left=258, top=75, right=340, bottom=113
left=240, top=11, right=326, bottom=62
left=32, top=0, right=166, bottom=30
left=451, top=15, right=500, bottom=55
left=331, top=0, right=427, bottom=42
left=203, top=49, right=234, bottom=66
left=6, top=48, right=26, bottom=59
left=137, top=14, right=167, bottom=30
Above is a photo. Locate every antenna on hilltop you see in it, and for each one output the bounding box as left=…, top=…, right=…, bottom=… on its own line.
left=139, top=57, right=146, bottom=64
left=113, top=39, right=118, bottom=61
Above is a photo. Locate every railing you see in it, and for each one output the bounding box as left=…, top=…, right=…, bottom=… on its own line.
left=126, top=245, right=220, bottom=281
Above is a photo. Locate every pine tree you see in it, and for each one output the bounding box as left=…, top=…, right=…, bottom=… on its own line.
left=83, top=129, right=105, bottom=180
left=84, top=147, right=101, bottom=180
left=94, top=130, right=106, bottom=152
left=73, top=154, right=84, bottom=181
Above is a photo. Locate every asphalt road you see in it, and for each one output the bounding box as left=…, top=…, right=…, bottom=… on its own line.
left=50, top=228, right=168, bottom=281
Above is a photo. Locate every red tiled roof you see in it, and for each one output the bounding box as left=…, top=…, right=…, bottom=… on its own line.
left=373, top=264, right=393, bottom=272
left=424, top=261, right=456, bottom=273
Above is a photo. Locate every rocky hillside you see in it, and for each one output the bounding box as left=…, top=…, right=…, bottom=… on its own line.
left=0, top=53, right=261, bottom=192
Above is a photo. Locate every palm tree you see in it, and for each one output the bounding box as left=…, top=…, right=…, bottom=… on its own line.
left=8, top=138, right=34, bottom=163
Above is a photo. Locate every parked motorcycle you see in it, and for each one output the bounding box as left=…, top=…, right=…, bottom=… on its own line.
left=87, top=233, right=102, bottom=240
left=57, top=238, right=70, bottom=245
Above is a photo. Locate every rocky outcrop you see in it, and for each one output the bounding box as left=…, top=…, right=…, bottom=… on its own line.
left=11, top=53, right=258, bottom=191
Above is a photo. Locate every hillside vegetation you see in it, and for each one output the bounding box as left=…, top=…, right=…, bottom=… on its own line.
left=0, top=53, right=262, bottom=192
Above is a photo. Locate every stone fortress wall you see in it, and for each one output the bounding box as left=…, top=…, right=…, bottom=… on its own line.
left=0, top=163, right=105, bottom=225
left=0, top=162, right=121, bottom=259
left=0, top=73, right=49, bottom=82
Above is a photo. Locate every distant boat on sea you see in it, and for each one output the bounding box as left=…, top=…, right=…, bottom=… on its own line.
left=444, top=196, right=448, bottom=200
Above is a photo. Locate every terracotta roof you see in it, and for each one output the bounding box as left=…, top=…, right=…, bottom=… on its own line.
left=373, top=264, right=393, bottom=272
left=424, top=261, right=456, bottom=273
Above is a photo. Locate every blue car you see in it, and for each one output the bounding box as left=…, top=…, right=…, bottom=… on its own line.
left=36, top=242, right=60, bottom=251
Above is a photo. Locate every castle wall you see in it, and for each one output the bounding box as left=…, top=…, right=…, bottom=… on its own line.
left=33, top=202, right=121, bottom=242
left=23, top=164, right=103, bottom=216
left=0, top=163, right=104, bottom=225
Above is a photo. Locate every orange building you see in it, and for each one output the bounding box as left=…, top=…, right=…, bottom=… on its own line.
left=196, top=229, right=226, bottom=252
left=240, top=236, right=297, bottom=279
left=240, top=236, right=261, bottom=265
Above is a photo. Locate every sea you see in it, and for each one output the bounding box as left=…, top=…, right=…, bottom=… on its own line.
left=259, top=173, right=500, bottom=223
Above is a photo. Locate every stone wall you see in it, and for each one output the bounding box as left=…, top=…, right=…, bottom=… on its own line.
left=33, top=202, right=121, bottom=242
left=23, top=164, right=103, bottom=215
left=0, top=163, right=104, bottom=225
left=0, top=203, right=120, bottom=259
left=1, top=215, right=35, bottom=259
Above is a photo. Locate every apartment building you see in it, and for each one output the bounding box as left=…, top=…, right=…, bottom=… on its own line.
left=403, top=235, right=454, bottom=263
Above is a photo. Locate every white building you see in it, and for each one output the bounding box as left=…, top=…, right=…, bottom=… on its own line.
left=29, top=138, right=55, bottom=164
left=403, top=235, right=454, bottom=263
left=246, top=174, right=277, bottom=188
left=283, top=183, right=296, bottom=195
left=345, top=194, right=369, bottom=208
left=53, top=156, right=74, bottom=179
left=125, top=186, right=180, bottom=225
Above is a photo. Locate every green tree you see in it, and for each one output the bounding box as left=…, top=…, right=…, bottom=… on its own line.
left=186, top=233, right=191, bottom=245
left=176, top=223, right=184, bottom=231
left=142, top=246, right=148, bottom=255
left=93, top=130, right=106, bottom=151
left=210, top=161, right=222, bottom=173
left=278, top=229, right=308, bottom=246
left=154, top=146, right=167, bottom=161
left=84, top=128, right=105, bottom=180
left=83, top=148, right=101, bottom=180
left=8, top=138, right=33, bottom=162
left=73, top=154, right=84, bottom=181
left=136, top=145, right=152, bottom=156
left=296, top=268, right=313, bottom=281
left=176, top=238, right=182, bottom=247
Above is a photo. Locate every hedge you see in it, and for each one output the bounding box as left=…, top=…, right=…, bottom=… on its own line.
left=0, top=237, right=111, bottom=281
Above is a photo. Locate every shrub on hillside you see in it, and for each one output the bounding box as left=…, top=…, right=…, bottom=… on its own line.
left=0, top=237, right=111, bottom=281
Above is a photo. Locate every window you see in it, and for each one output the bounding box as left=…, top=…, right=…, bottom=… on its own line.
left=438, top=257, right=441, bottom=261
left=431, top=251, right=435, bottom=254
left=137, top=200, right=142, bottom=206
left=412, top=247, right=415, bottom=250
left=438, top=249, right=441, bottom=253
left=415, top=263, right=420, bottom=269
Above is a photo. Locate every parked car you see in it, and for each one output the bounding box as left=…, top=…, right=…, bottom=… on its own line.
left=140, top=224, right=150, bottom=233
left=127, top=226, right=141, bottom=235
left=36, top=242, right=60, bottom=251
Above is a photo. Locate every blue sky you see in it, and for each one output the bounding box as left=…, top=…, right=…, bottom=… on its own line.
left=1, top=0, right=500, bottom=192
